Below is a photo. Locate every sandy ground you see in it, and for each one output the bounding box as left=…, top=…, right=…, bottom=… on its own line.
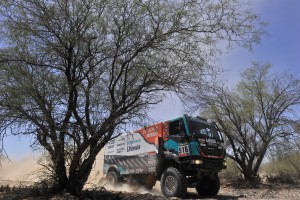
left=1, top=152, right=300, bottom=199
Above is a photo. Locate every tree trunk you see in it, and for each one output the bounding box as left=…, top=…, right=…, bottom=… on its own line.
left=67, top=144, right=101, bottom=196
left=242, top=169, right=257, bottom=181
left=239, top=163, right=259, bottom=182
left=53, top=158, right=68, bottom=192
left=68, top=176, right=85, bottom=196
left=236, top=160, right=258, bottom=182
left=52, top=148, right=68, bottom=192
left=67, top=158, right=96, bottom=195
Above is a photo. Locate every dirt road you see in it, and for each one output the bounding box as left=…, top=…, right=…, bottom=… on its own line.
left=1, top=154, right=300, bottom=199
left=98, top=181, right=300, bottom=200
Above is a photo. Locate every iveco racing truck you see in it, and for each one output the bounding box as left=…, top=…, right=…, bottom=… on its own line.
left=103, top=115, right=226, bottom=198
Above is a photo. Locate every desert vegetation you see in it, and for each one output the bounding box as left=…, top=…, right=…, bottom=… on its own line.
left=0, top=0, right=299, bottom=199
left=0, top=0, right=265, bottom=196
left=184, top=63, right=300, bottom=182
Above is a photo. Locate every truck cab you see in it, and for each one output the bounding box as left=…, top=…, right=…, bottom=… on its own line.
left=103, top=115, right=226, bottom=198
left=158, top=116, right=226, bottom=197
left=164, top=116, right=226, bottom=169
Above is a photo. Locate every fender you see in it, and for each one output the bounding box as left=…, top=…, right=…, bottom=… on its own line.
left=107, top=165, right=121, bottom=177
left=163, top=150, right=179, bottom=163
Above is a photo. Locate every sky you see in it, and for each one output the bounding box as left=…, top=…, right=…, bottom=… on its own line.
left=3, top=0, right=300, bottom=160
left=222, top=0, right=300, bottom=82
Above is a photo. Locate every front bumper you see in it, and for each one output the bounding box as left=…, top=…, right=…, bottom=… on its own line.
left=179, top=157, right=226, bottom=172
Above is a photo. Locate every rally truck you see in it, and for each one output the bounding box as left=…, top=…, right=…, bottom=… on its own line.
left=103, top=115, right=226, bottom=198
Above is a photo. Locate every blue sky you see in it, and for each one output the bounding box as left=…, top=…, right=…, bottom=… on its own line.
left=222, top=0, right=300, bottom=83
left=4, top=0, right=300, bottom=160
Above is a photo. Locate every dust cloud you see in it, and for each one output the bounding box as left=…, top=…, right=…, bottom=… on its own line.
left=0, top=149, right=162, bottom=196
left=86, top=149, right=163, bottom=196
left=0, top=155, right=40, bottom=186
left=101, top=181, right=162, bottom=196
left=0, top=150, right=106, bottom=187
left=85, top=149, right=105, bottom=187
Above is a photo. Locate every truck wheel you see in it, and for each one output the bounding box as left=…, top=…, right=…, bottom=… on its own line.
left=196, top=175, right=220, bottom=196
left=107, top=171, right=119, bottom=186
left=160, top=167, right=187, bottom=198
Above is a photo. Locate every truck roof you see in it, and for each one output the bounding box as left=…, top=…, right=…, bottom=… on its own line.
left=168, top=115, right=213, bottom=126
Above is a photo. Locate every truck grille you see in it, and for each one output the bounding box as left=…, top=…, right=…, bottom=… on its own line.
left=198, top=146, right=224, bottom=157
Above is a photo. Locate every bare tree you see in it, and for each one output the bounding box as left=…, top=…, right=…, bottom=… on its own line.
left=194, top=64, right=300, bottom=181
left=0, top=0, right=265, bottom=195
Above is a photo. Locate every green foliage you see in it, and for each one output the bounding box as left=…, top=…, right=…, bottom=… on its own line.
left=0, top=0, right=266, bottom=195
left=263, top=139, right=300, bottom=184
left=197, top=63, right=300, bottom=181
left=263, top=153, right=300, bottom=184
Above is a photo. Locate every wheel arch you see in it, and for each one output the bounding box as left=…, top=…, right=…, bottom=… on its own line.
left=156, top=158, right=179, bottom=180
left=107, top=165, right=121, bottom=177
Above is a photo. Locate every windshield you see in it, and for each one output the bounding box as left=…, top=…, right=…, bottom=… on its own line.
left=188, top=119, right=221, bottom=141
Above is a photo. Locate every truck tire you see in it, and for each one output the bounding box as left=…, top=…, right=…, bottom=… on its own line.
left=160, top=167, right=187, bottom=198
left=196, top=175, right=220, bottom=196
left=107, top=171, right=119, bottom=186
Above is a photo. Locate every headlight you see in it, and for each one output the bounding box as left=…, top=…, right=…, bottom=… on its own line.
left=191, top=159, right=203, bottom=165
left=223, top=160, right=227, bottom=169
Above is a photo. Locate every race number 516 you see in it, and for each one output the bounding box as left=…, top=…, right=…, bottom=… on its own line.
left=178, top=144, right=189, bottom=156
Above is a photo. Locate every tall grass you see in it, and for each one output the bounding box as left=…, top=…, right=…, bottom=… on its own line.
left=262, top=153, right=300, bottom=184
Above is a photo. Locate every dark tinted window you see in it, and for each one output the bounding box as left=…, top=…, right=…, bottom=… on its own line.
left=188, top=119, right=221, bottom=140
left=169, top=119, right=186, bottom=135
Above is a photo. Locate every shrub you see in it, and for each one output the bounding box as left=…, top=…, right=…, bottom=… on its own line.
left=262, top=153, right=300, bottom=184
left=220, top=158, right=242, bottom=180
